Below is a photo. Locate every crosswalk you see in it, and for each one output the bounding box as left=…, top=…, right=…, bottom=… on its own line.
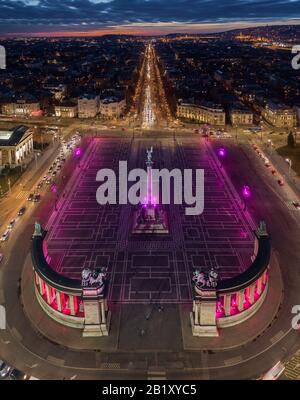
left=285, top=350, right=300, bottom=380
left=15, top=191, right=29, bottom=200
left=147, top=370, right=167, bottom=380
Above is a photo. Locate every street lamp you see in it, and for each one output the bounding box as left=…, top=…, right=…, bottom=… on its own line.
left=259, top=116, right=264, bottom=142
left=285, top=158, right=292, bottom=176
left=218, top=147, right=226, bottom=168
left=242, top=185, right=251, bottom=211
left=267, top=139, right=274, bottom=154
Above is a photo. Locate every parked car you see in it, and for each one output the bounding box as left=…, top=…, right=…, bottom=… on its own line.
left=18, top=207, right=26, bottom=216
left=1, top=231, right=10, bottom=242
left=292, top=201, right=300, bottom=210
left=33, top=194, right=41, bottom=203
left=277, top=180, right=284, bottom=186
left=0, top=361, right=12, bottom=379
left=8, top=369, right=28, bottom=380
left=271, top=169, right=277, bottom=175
left=7, top=220, right=15, bottom=230
left=27, top=193, right=34, bottom=201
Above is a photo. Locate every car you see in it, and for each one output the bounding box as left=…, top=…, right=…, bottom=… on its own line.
left=271, top=169, right=277, bottom=175
left=265, top=163, right=271, bottom=168
left=7, top=219, right=15, bottom=230
left=42, top=175, right=48, bottom=181
left=8, top=369, right=28, bottom=380
left=0, top=254, right=3, bottom=264
left=292, top=201, right=300, bottom=210
left=48, top=166, right=53, bottom=172
left=0, top=361, right=12, bottom=379
left=18, top=207, right=26, bottom=216
left=37, top=182, right=43, bottom=189
left=27, top=193, right=34, bottom=201
left=33, top=194, right=41, bottom=202
left=277, top=180, right=284, bottom=186
left=1, top=231, right=10, bottom=242
left=52, top=171, right=57, bottom=177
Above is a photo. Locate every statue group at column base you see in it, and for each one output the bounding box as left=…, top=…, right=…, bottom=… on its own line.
left=132, top=203, right=169, bottom=235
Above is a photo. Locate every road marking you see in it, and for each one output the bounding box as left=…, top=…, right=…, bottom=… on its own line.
left=270, top=330, right=284, bottom=344
left=285, top=351, right=300, bottom=380
left=15, top=191, right=29, bottom=200
left=100, top=363, right=120, bottom=369
left=11, top=326, right=22, bottom=341
left=224, top=356, right=243, bottom=366
left=147, top=371, right=167, bottom=380
left=46, top=355, right=65, bottom=366
left=26, top=363, right=39, bottom=369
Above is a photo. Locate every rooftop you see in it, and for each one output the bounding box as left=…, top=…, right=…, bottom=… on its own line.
left=0, top=125, right=30, bottom=147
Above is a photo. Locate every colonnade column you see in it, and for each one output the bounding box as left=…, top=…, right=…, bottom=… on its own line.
left=256, top=276, right=263, bottom=296
left=56, top=291, right=62, bottom=312
left=237, top=290, right=245, bottom=312
left=224, top=294, right=231, bottom=316
left=69, top=295, right=75, bottom=316
left=248, top=283, right=255, bottom=305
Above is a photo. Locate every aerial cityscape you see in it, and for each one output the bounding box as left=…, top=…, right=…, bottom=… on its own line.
left=0, top=0, right=300, bottom=385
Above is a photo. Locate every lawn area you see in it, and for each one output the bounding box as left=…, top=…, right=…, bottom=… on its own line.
left=277, top=144, right=300, bottom=176
left=0, top=167, right=23, bottom=195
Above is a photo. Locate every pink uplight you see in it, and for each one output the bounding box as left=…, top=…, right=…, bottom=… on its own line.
left=75, top=148, right=81, bottom=157
left=218, top=148, right=226, bottom=158
left=242, top=185, right=251, bottom=198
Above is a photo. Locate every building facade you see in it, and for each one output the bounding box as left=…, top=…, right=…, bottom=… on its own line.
left=230, top=106, right=254, bottom=126
left=78, top=95, right=99, bottom=119
left=262, top=102, right=297, bottom=128
left=177, top=102, right=226, bottom=126
left=55, top=103, right=78, bottom=118
left=1, top=99, right=41, bottom=117
left=0, top=125, right=34, bottom=170
left=99, top=97, right=126, bottom=119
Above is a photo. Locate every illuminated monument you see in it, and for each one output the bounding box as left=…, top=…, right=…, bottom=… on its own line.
left=133, top=147, right=168, bottom=234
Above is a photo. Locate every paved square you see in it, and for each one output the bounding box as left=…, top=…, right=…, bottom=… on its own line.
left=46, top=137, right=255, bottom=304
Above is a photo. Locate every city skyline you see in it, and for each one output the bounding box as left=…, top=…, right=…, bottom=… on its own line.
left=0, top=0, right=300, bottom=36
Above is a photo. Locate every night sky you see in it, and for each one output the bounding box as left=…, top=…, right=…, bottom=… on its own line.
left=0, top=0, right=299, bottom=36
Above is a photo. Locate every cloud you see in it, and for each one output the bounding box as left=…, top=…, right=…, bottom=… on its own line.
left=0, top=0, right=299, bottom=35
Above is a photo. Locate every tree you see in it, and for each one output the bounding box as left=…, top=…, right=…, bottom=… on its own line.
left=288, top=131, right=295, bottom=148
